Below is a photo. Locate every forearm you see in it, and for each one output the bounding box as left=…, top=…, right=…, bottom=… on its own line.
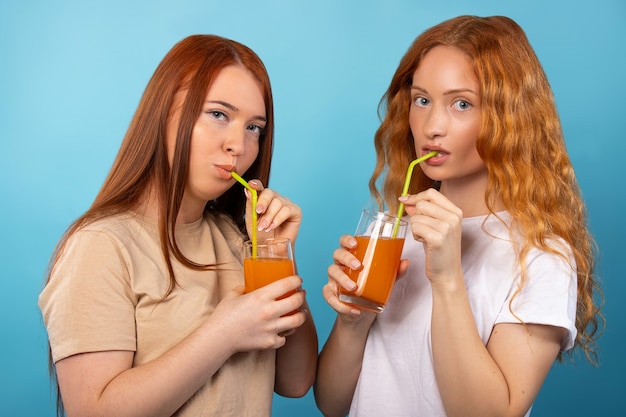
left=119, top=328, right=234, bottom=415
left=430, top=281, right=509, bottom=417
left=58, top=316, right=238, bottom=417
left=314, top=315, right=374, bottom=417
left=275, top=303, right=319, bottom=397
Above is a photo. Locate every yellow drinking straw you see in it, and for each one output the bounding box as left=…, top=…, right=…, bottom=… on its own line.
left=392, top=150, right=439, bottom=237
left=230, top=171, right=258, bottom=258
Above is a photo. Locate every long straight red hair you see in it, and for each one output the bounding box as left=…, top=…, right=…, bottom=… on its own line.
left=48, top=34, right=275, bottom=292
left=371, top=15, right=603, bottom=363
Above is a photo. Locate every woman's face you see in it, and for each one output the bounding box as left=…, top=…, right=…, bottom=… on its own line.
left=409, top=45, right=485, bottom=188
left=167, top=65, right=266, bottom=218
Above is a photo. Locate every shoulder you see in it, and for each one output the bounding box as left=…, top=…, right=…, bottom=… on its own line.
left=60, top=213, right=159, bottom=266
left=77, top=212, right=153, bottom=238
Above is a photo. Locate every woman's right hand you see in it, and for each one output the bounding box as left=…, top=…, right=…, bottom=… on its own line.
left=209, top=275, right=308, bottom=353
left=323, top=234, right=409, bottom=321
left=321, top=236, right=372, bottom=325
left=323, top=235, right=363, bottom=317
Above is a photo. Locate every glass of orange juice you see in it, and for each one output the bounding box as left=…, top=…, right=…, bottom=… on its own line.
left=339, top=210, right=408, bottom=313
left=243, top=237, right=295, bottom=294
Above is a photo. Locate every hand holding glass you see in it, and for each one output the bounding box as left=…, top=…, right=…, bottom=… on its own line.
left=339, top=210, right=408, bottom=313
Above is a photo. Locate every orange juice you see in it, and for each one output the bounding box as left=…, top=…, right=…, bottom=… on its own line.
left=243, top=257, right=295, bottom=294
left=340, top=235, right=405, bottom=309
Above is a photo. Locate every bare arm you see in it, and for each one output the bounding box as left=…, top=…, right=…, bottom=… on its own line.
left=274, top=297, right=318, bottom=397
left=431, top=279, right=564, bottom=417
left=314, top=236, right=378, bottom=417
left=315, top=312, right=375, bottom=417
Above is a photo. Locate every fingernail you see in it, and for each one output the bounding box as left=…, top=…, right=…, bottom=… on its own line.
left=399, top=195, right=408, bottom=201
left=255, top=204, right=264, bottom=214
left=350, top=259, right=361, bottom=270
left=347, top=280, right=357, bottom=291
left=350, top=308, right=361, bottom=316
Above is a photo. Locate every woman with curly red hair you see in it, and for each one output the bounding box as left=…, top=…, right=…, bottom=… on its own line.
left=315, top=15, right=602, bottom=417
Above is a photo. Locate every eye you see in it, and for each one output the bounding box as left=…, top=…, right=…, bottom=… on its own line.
left=208, top=110, right=228, bottom=121
left=414, top=96, right=429, bottom=107
left=453, top=100, right=471, bottom=111
left=247, top=124, right=265, bottom=135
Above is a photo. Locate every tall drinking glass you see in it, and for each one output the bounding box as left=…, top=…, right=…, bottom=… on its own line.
left=339, top=210, right=408, bottom=312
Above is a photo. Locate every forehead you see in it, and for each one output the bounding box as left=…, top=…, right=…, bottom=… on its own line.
left=412, top=45, right=477, bottom=88
left=169, top=65, right=266, bottom=120
left=204, top=65, right=266, bottom=120
left=207, top=65, right=263, bottom=96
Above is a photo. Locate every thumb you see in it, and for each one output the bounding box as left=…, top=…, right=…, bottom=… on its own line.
left=396, top=259, right=410, bottom=280
left=224, top=285, right=245, bottom=299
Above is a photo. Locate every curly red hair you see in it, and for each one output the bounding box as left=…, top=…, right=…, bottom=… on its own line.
left=370, top=15, right=603, bottom=363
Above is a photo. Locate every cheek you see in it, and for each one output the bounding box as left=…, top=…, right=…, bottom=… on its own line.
left=244, top=140, right=261, bottom=167
left=466, top=138, right=485, bottom=169
left=408, top=110, right=422, bottom=143
left=459, top=118, right=481, bottom=148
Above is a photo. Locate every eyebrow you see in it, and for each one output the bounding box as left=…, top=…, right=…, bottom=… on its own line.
left=411, top=86, right=478, bottom=96
left=207, top=100, right=267, bottom=122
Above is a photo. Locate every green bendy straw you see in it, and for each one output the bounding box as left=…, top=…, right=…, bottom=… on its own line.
left=230, top=171, right=258, bottom=258
left=392, top=150, right=439, bottom=237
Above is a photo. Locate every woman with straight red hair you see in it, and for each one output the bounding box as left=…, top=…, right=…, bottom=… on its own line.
left=39, top=35, right=317, bottom=417
left=315, top=15, right=603, bottom=417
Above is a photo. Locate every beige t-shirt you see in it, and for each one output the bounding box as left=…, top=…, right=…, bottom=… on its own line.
left=39, top=211, right=275, bottom=416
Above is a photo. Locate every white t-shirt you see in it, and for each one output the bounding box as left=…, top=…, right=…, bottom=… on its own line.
left=349, top=212, right=577, bottom=417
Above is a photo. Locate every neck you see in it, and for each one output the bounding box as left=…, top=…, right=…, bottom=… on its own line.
left=176, top=194, right=206, bottom=224
left=438, top=170, right=503, bottom=218
left=135, top=183, right=205, bottom=224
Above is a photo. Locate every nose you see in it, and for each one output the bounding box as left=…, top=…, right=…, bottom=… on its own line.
left=422, top=105, right=447, bottom=139
left=223, top=125, right=246, bottom=155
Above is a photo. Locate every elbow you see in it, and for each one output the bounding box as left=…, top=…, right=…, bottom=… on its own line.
left=275, top=376, right=314, bottom=398
left=313, top=384, right=349, bottom=417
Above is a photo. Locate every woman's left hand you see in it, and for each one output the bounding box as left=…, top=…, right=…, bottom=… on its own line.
left=245, top=180, right=302, bottom=243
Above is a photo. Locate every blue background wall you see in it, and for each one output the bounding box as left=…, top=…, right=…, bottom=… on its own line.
left=1, top=1, right=624, bottom=415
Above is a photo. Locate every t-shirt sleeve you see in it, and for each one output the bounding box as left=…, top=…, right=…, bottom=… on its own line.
left=38, top=229, right=137, bottom=362
left=495, top=247, right=578, bottom=351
